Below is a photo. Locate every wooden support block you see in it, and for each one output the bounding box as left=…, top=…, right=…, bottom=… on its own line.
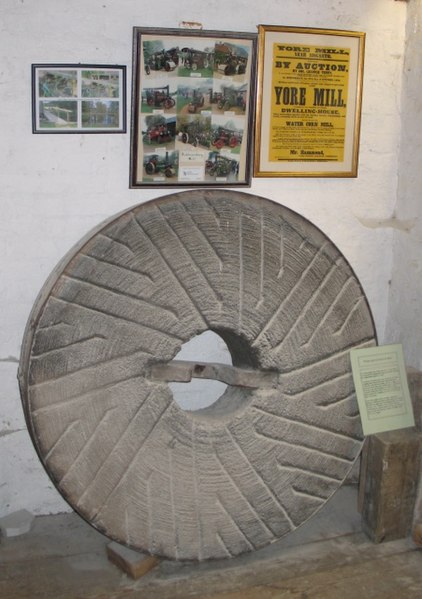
left=406, top=367, right=422, bottom=431
left=359, top=428, right=422, bottom=543
left=412, top=522, right=422, bottom=546
left=106, top=541, right=160, bottom=579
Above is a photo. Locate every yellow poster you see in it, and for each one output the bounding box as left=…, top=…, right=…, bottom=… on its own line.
left=269, top=43, right=350, bottom=162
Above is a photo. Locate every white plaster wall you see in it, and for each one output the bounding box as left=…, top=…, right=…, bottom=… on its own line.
left=385, top=0, right=422, bottom=370
left=0, top=0, right=407, bottom=516
left=387, top=0, right=422, bottom=525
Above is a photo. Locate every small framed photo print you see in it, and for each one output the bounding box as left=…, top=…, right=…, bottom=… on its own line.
left=130, top=27, right=257, bottom=188
left=32, top=64, right=127, bottom=133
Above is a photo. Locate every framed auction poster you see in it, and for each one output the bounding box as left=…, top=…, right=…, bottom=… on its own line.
left=254, top=26, right=365, bottom=177
left=130, top=27, right=257, bottom=187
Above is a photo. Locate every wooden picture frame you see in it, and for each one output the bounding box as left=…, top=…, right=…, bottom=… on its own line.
left=254, top=25, right=365, bottom=177
left=130, top=27, right=257, bottom=188
left=32, top=64, right=126, bottom=133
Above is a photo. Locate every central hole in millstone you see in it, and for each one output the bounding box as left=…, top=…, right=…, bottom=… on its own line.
left=151, top=329, right=277, bottom=420
left=169, top=330, right=232, bottom=411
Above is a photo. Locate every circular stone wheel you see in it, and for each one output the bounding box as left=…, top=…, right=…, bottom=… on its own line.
left=19, top=190, right=376, bottom=561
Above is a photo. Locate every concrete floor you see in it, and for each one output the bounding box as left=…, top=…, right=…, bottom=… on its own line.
left=1, top=485, right=421, bottom=599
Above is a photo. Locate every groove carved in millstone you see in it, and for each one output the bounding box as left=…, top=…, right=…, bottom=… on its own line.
left=19, top=190, right=376, bottom=560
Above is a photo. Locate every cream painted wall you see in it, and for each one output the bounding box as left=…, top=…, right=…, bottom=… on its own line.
left=0, top=0, right=410, bottom=516
left=386, top=0, right=422, bottom=370
left=388, top=0, right=422, bottom=525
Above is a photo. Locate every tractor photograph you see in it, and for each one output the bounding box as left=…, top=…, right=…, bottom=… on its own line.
left=187, top=89, right=205, bottom=113
left=142, top=115, right=176, bottom=145
left=143, top=123, right=172, bottom=144
left=179, top=47, right=214, bottom=76
left=214, top=42, right=249, bottom=76
left=177, top=116, right=212, bottom=149
left=143, top=85, right=176, bottom=110
left=215, top=53, right=248, bottom=76
left=205, top=151, right=239, bottom=179
left=143, top=46, right=179, bottom=74
left=211, top=125, right=243, bottom=150
left=143, top=151, right=178, bottom=178
left=216, top=85, right=248, bottom=112
left=177, top=83, right=212, bottom=115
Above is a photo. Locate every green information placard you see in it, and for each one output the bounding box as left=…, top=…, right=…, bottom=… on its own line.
left=350, top=344, right=415, bottom=435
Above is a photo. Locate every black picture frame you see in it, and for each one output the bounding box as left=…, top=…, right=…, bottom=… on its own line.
left=130, top=27, right=257, bottom=188
left=32, top=64, right=127, bottom=133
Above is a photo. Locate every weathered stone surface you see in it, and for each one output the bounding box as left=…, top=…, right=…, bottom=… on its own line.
left=360, top=428, right=422, bottom=543
left=18, top=190, right=376, bottom=560
left=0, top=509, right=34, bottom=538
